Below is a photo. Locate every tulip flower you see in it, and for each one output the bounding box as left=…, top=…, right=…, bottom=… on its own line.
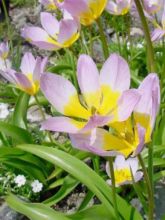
left=70, top=73, right=160, bottom=157
left=0, top=41, right=9, bottom=60
left=106, top=0, right=132, bottom=16
left=41, top=53, right=140, bottom=136
left=0, top=52, right=47, bottom=95
left=55, top=0, right=107, bottom=26
left=151, top=4, right=165, bottom=41
left=106, top=155, right=143, bottom=186
left=143, top=0, right=162, bottom=14
left=39, top=0, right=57, bottom=10
left=21, top=12, right=80, bottom=51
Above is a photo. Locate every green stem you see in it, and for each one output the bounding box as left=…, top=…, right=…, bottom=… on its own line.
left=34, top=95, right=45, bottom=120
left=88, top=26, right=93, bottom=57
left=80, top=30, right=90, bottom=54
left=134, top=0, right=155, bottom=72
left=34, top=95, right=55, bottom=144
left=68, top=49, right=78, bottom=89
left=96, top=18, right=109, bottom=59
left=138, top=154, right=154, bottom=220
left=108, top=157, right=120, bottom=220
left=2, top=0, right=13, bottom=55
left=148, top=142, right=154, bottom=191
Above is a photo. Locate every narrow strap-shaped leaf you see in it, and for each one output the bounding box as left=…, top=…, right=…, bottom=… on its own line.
left=6, top=194, right=70, bottom=220
left=44, top=175, right=79, bottom=206
left=17, top=144, right=143, bottom=220
left=0, top=122, right=33, bottom=143
left=13, top=92, right=30, bottom=129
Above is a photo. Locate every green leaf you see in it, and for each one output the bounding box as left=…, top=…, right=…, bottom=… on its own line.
left=17, top=144, right=143, bottom=220
left=12, top=93, right=30, bottom=129
left=6, top=194, right=70, bottom=220
left=47, top=65, right=72, bottom=74
left=78, top=191, right=94, bottom=211
left=0, top=147, right=48, bottom=178
left=69, top=204, right=114, bottom=220
left=1, top=158, right=46, bottom=182
left=154, top=170, right=165, bottom=182
left=144, top=158, right=165, bottom=168
left=0, top=122, right=33, bottom=144
left=44, top=175, right=79, bottom=206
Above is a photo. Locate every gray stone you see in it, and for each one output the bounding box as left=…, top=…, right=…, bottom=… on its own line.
left=155, top=182, right=165, bottom=220
left=0, top=203, right=25, bottom=220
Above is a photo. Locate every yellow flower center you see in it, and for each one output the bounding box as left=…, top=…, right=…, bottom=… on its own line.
left=114, top=168, right=132, bottom=185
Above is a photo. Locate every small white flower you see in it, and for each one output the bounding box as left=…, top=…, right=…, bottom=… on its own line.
left=14, top=175, right=26, bottom=187
left=31, top=180, right=43, bottom=193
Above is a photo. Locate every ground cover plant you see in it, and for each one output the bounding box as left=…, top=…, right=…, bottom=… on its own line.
left=0, top=0, right=165, bottom=219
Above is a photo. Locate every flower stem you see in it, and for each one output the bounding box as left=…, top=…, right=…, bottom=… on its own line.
left=2, top=0, right=14, bottom=55
left=68, top=48, right=78, bottom=90
left=96, top=18, right=109, bottom=59
left=134, top=0, right=155, bottom=72
left=34, top=95, right=45, bottom=120
left=34, top=95, right=55, bottom=144
left=138, top=154, right=154, bottom=220
left=108, top=157, right=120, bottom=220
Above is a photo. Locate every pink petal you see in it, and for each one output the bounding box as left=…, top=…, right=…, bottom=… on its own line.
left=80, top=115, right=112, bottom=132
left=14, top=72, right=33, bottom=92
left=132, top=124, right=145, bottom=157
left=100, top=53, right=130, bottom=92
left=117, top=89, right=141, bottom=121
left=21, top=27, right=60, bottom=50
left=134, top=73, right=160, bottom=128
left=151, top=28, right=165, bottom=41
left=40, top=73, right=89, bottom=118
left=57, top=0, right=88, bottom=17
left=134, top=171, right=143, bottom=182
left=70, top=128, right=128, bottom=157
left=41, top=116, right=85, bottom=133
left=1, top=69, right=17, bottom=84
left=77, top=54, right=100, bottom=108
left=33, top=57, right=48, bottom=82
left=40, top=12, right=59, bottom=39
left=57, top=19, right=79, bottom=45
left=20, top=52, right=36, bottom=75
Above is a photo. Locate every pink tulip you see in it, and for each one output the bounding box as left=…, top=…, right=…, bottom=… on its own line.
left=151, top=3, right=165, bottom=41
left=106, top=155, right=143, bottom=186
left=106, top=0, right=132, bottom=16
left=55, top=0, right=107, bottom=26
left=41, top=53, right=140, bottom=139
left=143, top=0, right=162, bottom=14
left=21, top=12, right=80, bottom=50
left=0, top=52, right=47, bottom=95
left=69, top=74, right=160, bottom=157
left=0, top=41, right=9, bottom=60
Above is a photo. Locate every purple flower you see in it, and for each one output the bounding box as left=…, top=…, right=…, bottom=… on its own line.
left=69, top=74, right=160, bottom=157
left=21, top=12, right=80, bottom=51
left=0, top=52, right=47, bottom=95
left=151, top=3, right=165, bottom=41
left=0, top=41, right=9, bottom=60
left=39, top=0, right=57, bottom=11
left=41, top=54, right=140, bottom=147
left=143, top=0, right=162, bottom=14
left=106, top=0, right=132, bottom=16
left=106, top=155, right=143, bottom=186
left=55, top=0, right=107, bottom=26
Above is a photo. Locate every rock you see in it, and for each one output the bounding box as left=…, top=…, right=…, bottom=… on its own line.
left=0, top=203, right=25, bottom=220
left=0, top=103, right=10, bottom=119
left=155, top=182, right=165, bottom=220
left=92, top=42, right=104, bottom=63
left=27, top=105, right=49, bottom=123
